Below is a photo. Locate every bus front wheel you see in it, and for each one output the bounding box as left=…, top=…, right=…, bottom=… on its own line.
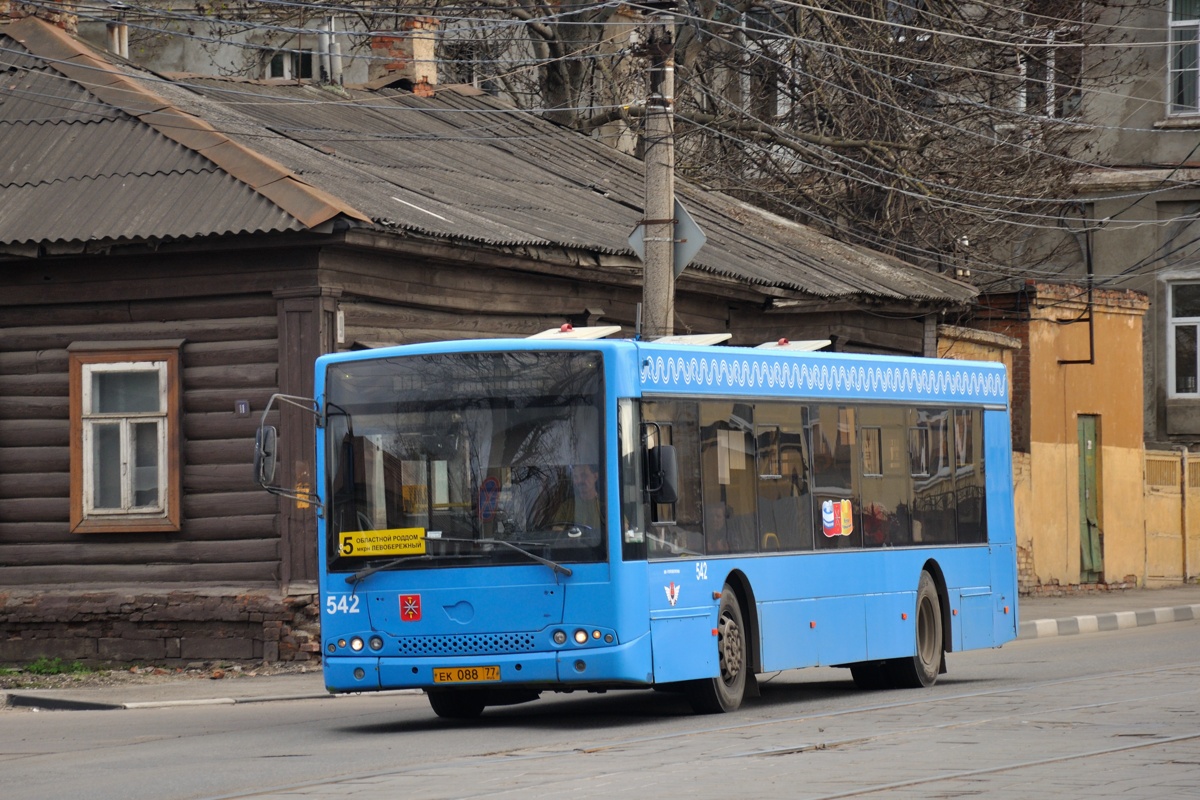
left=427, top=688, right=486, bottom=720
left=891, top=570, right=943, bottom=688
left=685, top=585, right=748, bottom=714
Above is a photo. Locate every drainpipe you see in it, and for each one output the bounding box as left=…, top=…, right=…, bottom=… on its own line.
left=1183, top=446, right=1192, bottom=583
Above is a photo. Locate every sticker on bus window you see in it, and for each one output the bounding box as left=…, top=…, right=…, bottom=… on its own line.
left=821, top=500, right=854, bottom=538
left=340, top=528, right=426, bottom=557
left=479, top=476, right=501, bottom=521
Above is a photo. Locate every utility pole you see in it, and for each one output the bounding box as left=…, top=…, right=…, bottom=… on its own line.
left=640, top=4, right=676, bottom=339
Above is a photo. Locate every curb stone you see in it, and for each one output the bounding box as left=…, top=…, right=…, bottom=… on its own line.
left=2, top=688, right=421, bottom=712
left=1017, top=603, right=1200, bottom=640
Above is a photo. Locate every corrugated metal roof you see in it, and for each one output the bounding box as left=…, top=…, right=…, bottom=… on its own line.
left=0, top=19, right=340, bottom=246
left=0, top=16, right=974, bottom=305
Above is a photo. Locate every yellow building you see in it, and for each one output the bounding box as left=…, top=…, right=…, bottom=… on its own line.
left=943, top=284, right=1152, bottom=592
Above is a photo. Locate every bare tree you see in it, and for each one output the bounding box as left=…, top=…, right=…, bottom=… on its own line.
left=430, top=0, right=1148, bottom=287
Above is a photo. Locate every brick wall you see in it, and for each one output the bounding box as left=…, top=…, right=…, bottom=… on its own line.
left=366, top=18, right=436, bottom=84
left=2, top=1, right=76, bottom=31
left=0, top=588, right=320, bottom=666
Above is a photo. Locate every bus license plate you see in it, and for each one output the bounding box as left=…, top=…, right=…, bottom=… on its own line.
left=433, top=666, right=500, bottom=684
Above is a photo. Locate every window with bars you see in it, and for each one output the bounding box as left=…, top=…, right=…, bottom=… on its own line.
left=69, top=344, right=182, bottom=533
left=1171, top=0, right=1200, bottom=115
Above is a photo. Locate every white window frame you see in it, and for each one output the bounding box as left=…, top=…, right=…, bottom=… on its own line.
left=1018, top=27, right=1082, bottom=120
left=80, top=361, right=169, bottom=517
left=1169, top=282, right=1200, bottom=398
left=1170, top=0, right=1200, bottom=116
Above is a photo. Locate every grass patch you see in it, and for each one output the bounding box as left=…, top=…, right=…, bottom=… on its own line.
left=24, top=657, right=91, bottom=676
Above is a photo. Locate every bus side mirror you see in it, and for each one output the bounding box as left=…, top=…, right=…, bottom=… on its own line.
left=646, top=445, right=679, bottom=505
left=254, top=425, right=278, bottom=487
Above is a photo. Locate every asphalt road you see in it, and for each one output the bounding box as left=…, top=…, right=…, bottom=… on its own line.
left=2, top=621, right=1198, bottom=800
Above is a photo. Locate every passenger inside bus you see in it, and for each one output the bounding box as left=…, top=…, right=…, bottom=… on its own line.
left=550, top=463, right=603, bottom=532
left=705, top=501, right=756, bottom=554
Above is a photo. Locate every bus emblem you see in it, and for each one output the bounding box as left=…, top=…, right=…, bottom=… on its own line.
left=400, top=594, right=422, bottom=621
left=665, top=582, right=680, bottom=606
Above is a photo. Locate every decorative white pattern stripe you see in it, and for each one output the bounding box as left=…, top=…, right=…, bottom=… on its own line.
left=640, top=355, right=1006, bottom=402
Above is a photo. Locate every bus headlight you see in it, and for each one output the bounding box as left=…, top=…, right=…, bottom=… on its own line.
left=553, top=630, right=567, bottom=645
left=573, top=629, right=588, bottom=645
left=350, top=637, right=364, bottom=651
left=369, top=636, right=384, bottom=651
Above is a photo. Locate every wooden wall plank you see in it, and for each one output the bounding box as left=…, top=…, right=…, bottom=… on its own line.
left=182, top=491, right=278, bottom=519
left=186, top=439, right=262, bottom=466
left=185, top=411, right=271, bottom=442
left=1, top=295, right=277, bottom=329
left=0, top=497, right=68, bottom=522
left=0, top=539, right=279, bottom=566
left=184, top=514, right=277, bottom=540
left=2, top=251, right=318, bottom=307
left=0, top=522, right=68, bottom=540
left=183, top=363, right=277, bottom=390
left=0, top=373, right=69, bottom=397
left=3, top=317, right=278, bottom=352
left=0, top=472, right=69, bottom=499
left=0, top=419, right=68, bottom=448
left=185, top=389, right=279, bottom=415
left=184, top=463, right=257, bottom=494
left=0, top=516, right=277, bottom=543
left=0, top=349, right=69, bottom=374
left=0, top=396, right=68, bottom=420
left=0, top=447, right=68, bottom=474
left=0, top=562, right=279, bottom=585
left=184, top=341, right=279, bottom=368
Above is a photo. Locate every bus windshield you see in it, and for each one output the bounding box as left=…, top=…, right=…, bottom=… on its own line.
left=324, top=350, right=606, bottom=572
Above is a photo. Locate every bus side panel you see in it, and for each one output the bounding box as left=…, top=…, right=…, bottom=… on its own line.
left=984, top=409, right=1017, bottom=547
left=759, top=600, right=819, bottom=672
left=864, top=592, right=918, bottom=659
left=992, top=544, right=1019, bottom=645
left=650, top=609, right=717, bottom=683
left=984, top=408, right=1019, bottom=645
left=815, top=596, right=868, bottom=665
left=954, top=587, right=995, bottom=650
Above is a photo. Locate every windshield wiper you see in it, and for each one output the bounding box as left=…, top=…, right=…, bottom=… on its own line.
left=345, top=553, right=443, bottom=585
left=477, top=537, right=573, bottom=577
left=345, top=536, right=572, bottom=585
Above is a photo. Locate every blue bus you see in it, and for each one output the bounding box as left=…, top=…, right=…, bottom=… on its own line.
left=257, top=330, right=1017, bottom=718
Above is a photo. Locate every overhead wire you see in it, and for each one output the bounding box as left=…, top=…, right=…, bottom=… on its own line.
left=5, top=0, right=1200, bottom=287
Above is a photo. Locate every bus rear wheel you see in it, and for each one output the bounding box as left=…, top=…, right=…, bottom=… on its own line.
left=890, top=570, right=943, bottom=689
left=685, top=585, right=748, bottom=714
left=427, top=688, right=486, bottom=719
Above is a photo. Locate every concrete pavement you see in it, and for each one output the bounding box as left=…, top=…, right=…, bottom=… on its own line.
left=4, top=584, right=1199, bottom=712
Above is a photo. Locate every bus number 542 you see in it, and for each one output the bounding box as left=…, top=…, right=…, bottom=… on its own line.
left=326, top=595, right=360, bottom=614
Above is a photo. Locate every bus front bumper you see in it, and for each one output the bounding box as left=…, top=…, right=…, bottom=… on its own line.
left=325, top=633, right=653, bottom=693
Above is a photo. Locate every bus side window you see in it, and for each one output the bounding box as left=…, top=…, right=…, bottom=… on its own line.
left=910, top=408, right=956, bottom=544
left=810, top=405, right=862, bottom=549
left=755, top=402, right=813, bottom=551
left=643, top=400, right=704, bottom=557
left=700, top=401, right=757, bottom=554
